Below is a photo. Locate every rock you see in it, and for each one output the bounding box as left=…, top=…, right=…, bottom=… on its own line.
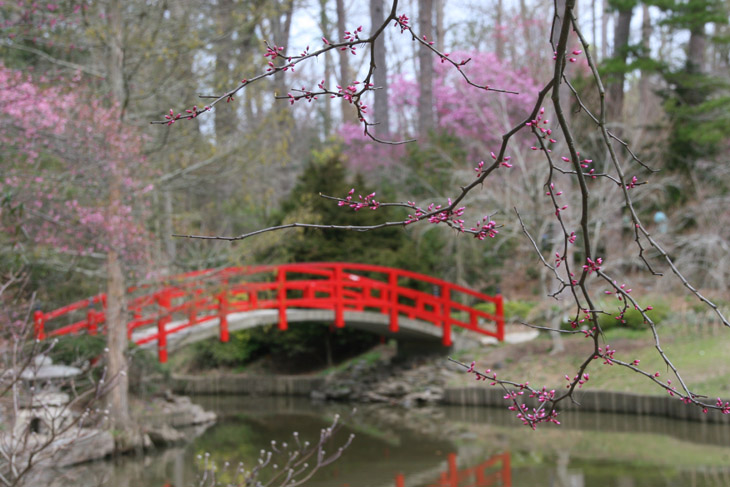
left=376, top=380, right=409, bottom=397
left=326, top=385, right=353, bottom=400
left=360, top=391, right=394, bottom=403
left=310, top=389, right=327, bottom=401
left=163, top=395, right=217, bottom=427
left=146, top=424, right=185, bottom=446
left=43, top=428, right=115, bottom=467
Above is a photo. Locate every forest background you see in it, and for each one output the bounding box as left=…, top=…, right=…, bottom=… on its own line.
left=1, top=0, right=729, bottom=373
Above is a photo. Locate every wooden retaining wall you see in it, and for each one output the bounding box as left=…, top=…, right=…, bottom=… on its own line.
left=170, top=374, right=325, bottom=396
left=443, top=387, right=730, bottom=424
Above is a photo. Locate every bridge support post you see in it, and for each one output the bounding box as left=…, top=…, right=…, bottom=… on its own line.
left=441, top=284, right=452, bottom=346
left=33, top=310, right=45, bottom=340
left=156, top=290, right=171, bottom=363
left=277, top=268, right=287, bottom=330
left=218, top=291, right=229, bottom=343
left=496, top=294, right=505, bottom=341
left=333, top=266, right=344, bottom=328
left=87, top=309, right=98, bottom=335
left=388, top=272, right=399, bottom=332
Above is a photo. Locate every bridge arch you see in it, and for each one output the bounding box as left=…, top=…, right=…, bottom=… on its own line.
left=34, top=262, right=504, bottom=363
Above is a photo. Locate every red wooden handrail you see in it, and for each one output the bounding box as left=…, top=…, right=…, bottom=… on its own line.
left=34, top=262, right=504, bottom=363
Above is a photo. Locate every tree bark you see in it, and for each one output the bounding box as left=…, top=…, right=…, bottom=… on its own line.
left=319, top=0, right=333, bottom=136
left=215, top=0, right=236, bottom=141
left=370, top=0, right=390, bottom=137
left=435, top=0, right=445, bottom=52
left=495, top=0, right=504, bottom=60
left=104, top=0, right=131, bottom=431
left=417, top=0, right=434, bottom=135
left=336, top=0, right=352, bottom=123
left=601, top=0, right=609, bottom=60
left=607, top=5, right=633, bottom=122
left=686, top=24, right=706, bottom=75
left=639, top=3, right=652, bottom=102
left=271, top=0, right=295, bottom=99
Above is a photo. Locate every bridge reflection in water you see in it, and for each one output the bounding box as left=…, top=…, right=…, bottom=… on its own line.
left=396, top=452, right=511, bottom=487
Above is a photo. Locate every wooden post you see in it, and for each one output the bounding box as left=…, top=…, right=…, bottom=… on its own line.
left=218, top=291, right=229, bottom=343
left=33, top=310, right=45, bottom=340
left=87, top=309, right=98, bottom=335
left=334, top=265, right=344, bottom=328
left=277, top=268, right=287, bottom=330
left=442, top=284, right=452, bottom=346
left=156, top=289, right=171, bottom=363
left=389, top=272, right=399, bottom=333
left=495, top=294, right=505, bottom=342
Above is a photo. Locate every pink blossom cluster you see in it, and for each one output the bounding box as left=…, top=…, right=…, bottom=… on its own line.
left=394, top=14, right=409, bottom=33
left=0, top=64, right=152, bottom=264
left=404, top=200, right=467, bottom=231
left=471, top=217, right=498, bottom=240
left=338, top=189, right=380, bottom=211
left=342, top=25, right=363, bottom=54
left=565, top=372, right=590, bottom=388
left=595, top=344, right=616, bottom=365
left=582, top=256, right=602, bottom=275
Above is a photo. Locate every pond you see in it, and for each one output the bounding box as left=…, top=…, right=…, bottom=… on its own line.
left=48, top=395, right=730, bottom=487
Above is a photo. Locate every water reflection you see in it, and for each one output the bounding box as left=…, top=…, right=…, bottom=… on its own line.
left=419, top=452, right=511, bottom=487
left=48, top=396, right=730, bottom=487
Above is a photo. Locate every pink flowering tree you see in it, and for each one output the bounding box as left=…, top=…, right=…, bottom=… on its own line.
left=158, top=0, right=730, bottom=428
left=0, top=64, right=152, bottom=433
left=0, top=65, right=151, bottom=263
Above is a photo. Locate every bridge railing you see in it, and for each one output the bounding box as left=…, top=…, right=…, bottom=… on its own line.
left=34, top=262, right=504, bottom=363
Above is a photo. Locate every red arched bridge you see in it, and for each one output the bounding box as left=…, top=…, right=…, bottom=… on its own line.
left=33, top=262, right=504, bottom=363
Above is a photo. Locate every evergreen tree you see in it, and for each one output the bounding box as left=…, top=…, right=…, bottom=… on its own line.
left=653, top=0, right=729, bottom=174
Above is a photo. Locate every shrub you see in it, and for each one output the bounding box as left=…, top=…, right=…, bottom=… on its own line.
left=475, top=300, right=536, bottom=323
left=190, top=329, right=265, bottom=369
left=597, top=299, right=670, bottom=331
left=47, top=334, right=106, bottom=366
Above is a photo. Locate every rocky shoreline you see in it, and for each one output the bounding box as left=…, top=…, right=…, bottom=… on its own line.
left=312, top=355, right=454, bottom=407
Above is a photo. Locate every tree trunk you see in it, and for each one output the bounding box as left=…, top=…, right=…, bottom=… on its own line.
left=163, top=186, right=176, bottom=266
left=495, top=0, right=504, bottom=59
left=601, top=0, right=609, bottom=60
left=336, top=0, right=352, bottom=123
left=319, top=0, right=333, bottom=137
left=591, top=0, right=597, bottom=58
left=215, top=0, right=236, bottom=141
left=106, top=246, right=130, bottom=428
left=686, top=24, right=706, bottom=75
left=639, top=3, right=652, bottom=102
left=607, top=5, right=633, bottom=122
left=105, top=0, right=131, bottom=431
left=370, top=0, right=390, bottom=137
left=417, top=0, right=434, bottom=135
left=435, top=0, right=445, bottom=52
left=271, top=0, right=295, bottom=99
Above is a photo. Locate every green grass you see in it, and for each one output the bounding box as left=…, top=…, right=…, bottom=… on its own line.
left=455, top=324, right=730, bottom=399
